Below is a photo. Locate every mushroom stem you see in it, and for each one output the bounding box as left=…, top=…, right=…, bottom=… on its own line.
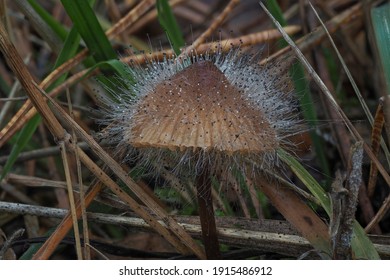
left=195, top=160, right=221, bottom=259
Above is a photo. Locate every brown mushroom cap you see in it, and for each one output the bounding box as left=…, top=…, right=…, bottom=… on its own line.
left=128, top=60, right=278, bottom=155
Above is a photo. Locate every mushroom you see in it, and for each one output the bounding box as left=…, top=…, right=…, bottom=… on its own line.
left=98, top=49, right=301, bottom=259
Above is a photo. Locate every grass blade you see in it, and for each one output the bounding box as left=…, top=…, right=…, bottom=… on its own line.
left=157, top=0, right=185, bottom=55
left=265, top=0, right=286, bottom=25
left=0, top=114, right=41, bottom=181
left=50, top=28, right=81, bottom=88
left=61, top=0, right=131, bottom=94
left=351, top=221, right=380, bottom=259
left=277, top=148, right=331, bottom=215
left=61, top=0, right=117, bottom=62
left=371, top=3, right=390, bottom=92
left=0, top=75, right=10, bottom=98
left=278, top=148, right=380, bottom=259
left=27, top=0, right=68, bottom=41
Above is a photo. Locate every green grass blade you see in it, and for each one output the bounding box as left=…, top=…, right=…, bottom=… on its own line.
left=27, top=0, right=68, bottom=41
left=322, top=47, right=347, bottom=102
left=0, top=74, right=10, bottom=95
left=277, top=148, right=332, bottom=215
left=94, top=59, right=135, bottom=92
left=157, top=0, right=185, bottom=55
left=351, top=221, right=380, bottom=259
left=278, top=148, right=380, bottom=259
left=371, top=3, right=390, bottom=92
left=61, top=0, right=117, bottom=62
left=265, top=0, right=287, bottom=25
left=291, top=63, right=331, bottom=185
left=55, top=28, right=82, bottom=69
left=266, top=0, right=331, bottom=182
left=0, top=114, right=41, bottom=181
left=61, top=0, right=132, bottom=94
left=19, top=228, right=55, bottom=260
left=50, top=28, right=81, bottom=88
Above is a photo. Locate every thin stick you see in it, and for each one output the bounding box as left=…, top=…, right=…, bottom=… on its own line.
left=183, top=0, right=240, bottom=52
left=196, top=160, right=220, bottom=259
left=0, top=77, right=21, bottom=128
left=3, top=201, right=390, bottom=258
left=0, top=228, right=24, bottom=260
left=127, top=0, right=185, bottom=34
left=383, top=96, right=390, bottom=146
left=0, top=96, right=27, bottom=102
left=0, top=201, right=320, bottom=258
left=66, top=90, right=90, bottom=259
left=58, top=140, right=83, bottom=260
left=367, top=100, right=385, bottom=197
left=365, top=194, right=390, bottom=233
left=0, top=181, right=36, bottom=205
left=0, top=142, right=88, bottom=164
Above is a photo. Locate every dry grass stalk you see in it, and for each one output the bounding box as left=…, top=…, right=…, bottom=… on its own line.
left=365, top=192, right=390, bottom=233
left=183, top=0, right=240, bottom=51
left=58, top=140, right=83, bottom=259
left=66, top=90, right=91, bottom=259
left=367, top=100, right=386, bottom=197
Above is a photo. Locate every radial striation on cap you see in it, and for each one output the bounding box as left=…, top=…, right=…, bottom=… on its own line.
left=128, top=60, right=278, bottom=155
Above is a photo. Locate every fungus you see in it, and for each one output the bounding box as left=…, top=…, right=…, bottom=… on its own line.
left=98, top=49, right=301, bottom=259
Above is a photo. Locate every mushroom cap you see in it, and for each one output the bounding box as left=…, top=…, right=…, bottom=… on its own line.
left=128, top=60, right=278, bottom=155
